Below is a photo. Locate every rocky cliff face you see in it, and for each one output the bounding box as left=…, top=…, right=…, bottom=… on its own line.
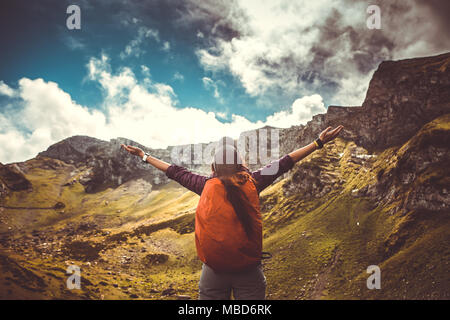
left=38, top=136, right=214, bottom=193
left=361, top=114, right=450, bottom=215
left=38, top=136, right=170, bottom=193
left=0, top=179, right=7, bottom=199
left=280, top=52, right=450, bottom=215
left=280, top=52, right=450, bottom=154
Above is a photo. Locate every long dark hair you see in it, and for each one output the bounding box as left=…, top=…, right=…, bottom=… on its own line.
left=212, top=142, right=256, bottom=237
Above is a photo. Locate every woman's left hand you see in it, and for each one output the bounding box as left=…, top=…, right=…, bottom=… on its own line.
left=319, top=125, right=344, bottom=144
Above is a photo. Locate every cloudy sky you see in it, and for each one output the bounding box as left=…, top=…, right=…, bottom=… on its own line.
left=0, top=0, right=449, bottom=163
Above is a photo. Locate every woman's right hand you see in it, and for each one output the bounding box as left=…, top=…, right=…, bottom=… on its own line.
left=121, top=144, right=144, bottom=158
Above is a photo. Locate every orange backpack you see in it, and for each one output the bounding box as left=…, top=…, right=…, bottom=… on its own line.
left=195, top=173, right=262, bottom=273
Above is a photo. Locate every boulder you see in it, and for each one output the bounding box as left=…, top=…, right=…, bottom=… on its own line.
left=0, top=163, right=32, bottom=191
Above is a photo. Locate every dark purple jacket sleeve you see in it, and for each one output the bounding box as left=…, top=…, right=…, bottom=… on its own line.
left=165, top=165, right=209, bottom=196
left=165, top=154, right=295, bottom=196
left=251, top=154, right=294, bottom=193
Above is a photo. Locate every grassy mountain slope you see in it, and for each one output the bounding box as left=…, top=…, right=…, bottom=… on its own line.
left=1, top=114, right=448, bottom=299
left=261, top=114, right=449, bottom=299
left=0, top=161, right=201, bottom=299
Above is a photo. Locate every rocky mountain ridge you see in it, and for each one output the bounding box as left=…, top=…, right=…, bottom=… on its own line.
left=29, top=52, right=450, bottom=194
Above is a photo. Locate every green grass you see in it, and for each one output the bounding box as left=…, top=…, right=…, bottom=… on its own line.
left=260, top=114, right=450, bottom=299
left=1, top=114, right=448, bottom=299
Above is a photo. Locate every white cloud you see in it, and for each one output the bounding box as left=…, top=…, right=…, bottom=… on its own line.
left=120, top=25, right=173, bottom=58
left=264, top=94, right=326, bottom=128
left=173, top=72, right=184, bottom=82
left=331, top=72, right=373, bottom=107
left=0, top=78, right=106, bottom=164
left=162, top=41, right=171, bottom=52
left=141, top=65, right=151, bottom=78
left=120, top=26, right=160, bottom=59
left=194, top=0, right=449, bottom=107
left=0, top=54, right=326, bottom=164
left=195, top=0, right=361, bottom=101
left=202, top=76, right=221, bottom=100
left=63, top=35, right=85, bottom=51
left=0, top=81, right=16, bottom=97
left=215, top=111, right=227, bottom=120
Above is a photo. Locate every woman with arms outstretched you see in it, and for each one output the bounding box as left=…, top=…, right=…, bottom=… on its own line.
left=122, top=125, right=343, bottom=300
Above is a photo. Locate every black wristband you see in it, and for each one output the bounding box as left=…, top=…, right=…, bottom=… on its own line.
left=315, top=138, right=324, bottom=149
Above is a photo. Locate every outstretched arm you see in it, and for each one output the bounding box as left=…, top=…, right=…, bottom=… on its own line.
left=288, top=125, right=343, bottom=163
left=121, top=144, right=170, bottom=172
left=252, top=125, right=344, bottom=192
left=121, top=144, right=207, bottom=195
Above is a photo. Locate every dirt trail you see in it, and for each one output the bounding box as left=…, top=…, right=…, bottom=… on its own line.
left=311, top=247, right=340, bottom=300
left=0, top=206, right=56, bottom=210
left=0, top=202, right=65, bottom=210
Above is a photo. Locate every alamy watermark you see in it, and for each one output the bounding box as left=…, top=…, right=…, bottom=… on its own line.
left=169, top=128, right=280, bottom=175
left=66, top=265, right=81, bottom=290
left=66, top=4, right=380, bottom=31
left=367, top=5, right=381, bottom=29
left=366, top=265, right=381, bottom=289
left=66, top=5, right=81, bottom=30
